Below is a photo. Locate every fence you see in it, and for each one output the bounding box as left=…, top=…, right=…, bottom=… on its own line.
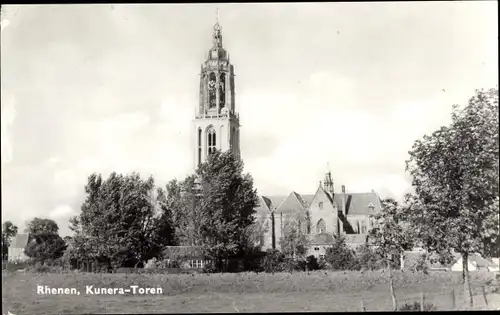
left=358, top=279, right=499, bottom=311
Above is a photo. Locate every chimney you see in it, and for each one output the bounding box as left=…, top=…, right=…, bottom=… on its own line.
left=341, top=185, right=346, bottom=216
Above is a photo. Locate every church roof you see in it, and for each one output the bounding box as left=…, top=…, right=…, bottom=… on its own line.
left=254, top=196, right=272, bottom=214
left=333, top=192, right=382, bottom=216
left=258, top=190, right=381, bottom=216
left=263, top=195, right=287, bottom=211
left=272, top=192, right=308, bottom=214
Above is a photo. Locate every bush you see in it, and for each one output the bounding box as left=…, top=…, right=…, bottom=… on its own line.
left=261, top=249, right=285, bottom=273
left=306, top=255, right=321, bottom=271
left=325, top=235, right=358, bottom=271
left=398, top=301, right=436, bottom=311
left=356, top=244, right=384, bottom=271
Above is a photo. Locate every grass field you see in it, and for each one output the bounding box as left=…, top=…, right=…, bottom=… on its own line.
left=2, top=270, right=499, bottom=313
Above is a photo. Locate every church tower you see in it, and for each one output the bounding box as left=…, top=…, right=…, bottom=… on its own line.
left=193, top=15, right=240, bottom=170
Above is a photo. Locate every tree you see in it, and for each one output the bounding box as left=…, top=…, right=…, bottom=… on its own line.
left=164, top=176, right=204, bottom=246
left=405, top=87, right=499, bottom=307
left=73, top=172, right=175, bottom=269
left=196, top=150, right=259, bottom=271
left=369, top=198, right=414, bottom=311
left=2, top=221, right=18, bottom=260
left=24, top=218, right=66, bottom=265
left=279, top=212, right=309, bottom=260
left=324, top=234, right=358, bottom=271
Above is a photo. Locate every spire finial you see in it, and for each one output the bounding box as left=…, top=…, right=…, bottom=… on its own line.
left=216, top=7, right=219, bottom=25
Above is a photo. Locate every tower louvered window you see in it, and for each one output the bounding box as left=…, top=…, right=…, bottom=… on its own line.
left=207, top=127, right=216, bottom=154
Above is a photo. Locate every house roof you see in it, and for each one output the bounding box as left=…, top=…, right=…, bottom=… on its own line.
left=308, top=233, right=335, bottom=245
left=469, top=254, right=498, bottom=267
left=403, top=251, right=497, bottom=269
left=9, top=233, right=30, bottom=249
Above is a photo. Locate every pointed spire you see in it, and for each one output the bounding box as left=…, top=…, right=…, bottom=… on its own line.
left=212, top=7, right=223, bottom=48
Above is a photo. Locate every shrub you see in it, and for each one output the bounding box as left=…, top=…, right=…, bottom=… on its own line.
left=261, top=249, right=285, bottom=273
left=356, top=244, right=384, bottom=271
left=414, top=253, right=429, bottom=274
left=398, top=301, right=436, bottom=311
left=325, top=235, right=358, bottom=271
left=306, top=255, right=320, bottom=271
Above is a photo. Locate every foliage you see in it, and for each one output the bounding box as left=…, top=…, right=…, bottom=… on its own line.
left=324, top=234, right=358, bottom=271
left=196, top=150, right=259, bottom=270
left=369, top=198, right=413, bottom=268
left=279, top=212, right=309, bottom=259
left=405, top=88, right=499, bottom=305
left=71, top=172, right=176, bottom=270
left=398, top=301, right=436, bottom=312
left=261, top=249, right=285, bottom=273
left=2, top=221, right=18, bottom=260
left=26, top=217, right=59, bottom=234
left=306, top=255, right=320, bottom=271
left=356, top=243, right=385, bottom=271
left=164, top=176, right=202, bottom=246
left=23, top=218, right=66, bottom=265
left=405, top=88, right=499, bottom=258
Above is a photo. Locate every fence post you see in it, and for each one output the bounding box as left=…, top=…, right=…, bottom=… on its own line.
left=451, top=288, right=456, bottom=310
left=360, top=300, right=366, bottom=312
left=482, top=286, right=488, bottom=307
left=420, top=292, right=425, bottom=311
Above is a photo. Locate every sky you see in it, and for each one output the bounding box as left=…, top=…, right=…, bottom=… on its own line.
left=1, top=2, right=498, bottom=236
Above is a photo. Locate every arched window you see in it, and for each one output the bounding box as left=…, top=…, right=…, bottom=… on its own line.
left=197, top=128, right=202, bottom=167
left=207, top=127, right=216, bottom=154
left=208, top=73, right=216, bottom=108
left=316, top=219, right=326, bottom=234
left=219, top=73, right=226, bottom=108
left=318, top=201, right=324, bottom=210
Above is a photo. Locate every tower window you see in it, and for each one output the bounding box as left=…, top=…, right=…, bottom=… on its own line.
left=318, top=202, right=323, bottom=210
left=207, top=127, right=216, bottom=154
left=208, top=73, right=217, bottom=108
left=197, top=128, right=202, bottom=167
left=316, top=219, right=326, bottom=234
left=219, top=73, right=226, bottom=108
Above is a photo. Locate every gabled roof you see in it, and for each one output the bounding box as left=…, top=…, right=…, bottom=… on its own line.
left=254, top=196, right=272, bottom=214
left=9, top=233, right=30, bottom=249
left=299, top=194, right=315, bottom=207
left=273, top=192, right=308, bottom=214
left=333, top=192, right=382, bottom=215
left=263, top=195, right=287, bottom=211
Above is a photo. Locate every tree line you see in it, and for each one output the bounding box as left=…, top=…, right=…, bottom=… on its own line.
left=2, top=88, right=498, bottom=292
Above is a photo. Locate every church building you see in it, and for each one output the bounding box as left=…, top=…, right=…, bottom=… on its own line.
left=193, top=18, right=382, bottom=258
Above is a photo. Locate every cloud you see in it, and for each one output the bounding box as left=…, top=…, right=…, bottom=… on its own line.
left=49, top=204, right=76, bottom=220
left=1, top=96, right=16, bottom=166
